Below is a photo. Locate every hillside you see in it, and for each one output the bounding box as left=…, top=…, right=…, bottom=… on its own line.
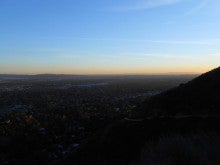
left=59, top=67, right=220, bottom=165
left=141, top=66, right=220, bottom=116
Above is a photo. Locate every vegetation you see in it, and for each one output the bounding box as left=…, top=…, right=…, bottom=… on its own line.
left=140, top=133, right=220, bottom=165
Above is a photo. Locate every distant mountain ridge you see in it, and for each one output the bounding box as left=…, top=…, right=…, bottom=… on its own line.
left=0, top=74, right=89, bottom=79
left=142, top=66, right=220, bottom=116
left=0, top=74, right=197, bottom=80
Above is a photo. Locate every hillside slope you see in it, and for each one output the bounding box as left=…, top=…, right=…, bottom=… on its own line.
left=59, top=67, right=220, bottom=165
left=142, top=66, right=220, bottom=116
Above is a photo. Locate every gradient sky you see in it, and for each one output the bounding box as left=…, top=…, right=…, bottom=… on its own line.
left=0, top=0, right=220, bottom=74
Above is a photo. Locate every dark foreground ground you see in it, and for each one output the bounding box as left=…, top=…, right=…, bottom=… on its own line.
left=61, top=116, right=220, bottom=165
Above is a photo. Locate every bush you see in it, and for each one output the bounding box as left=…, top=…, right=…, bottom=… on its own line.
left=139, top=133, right=220, bottom=165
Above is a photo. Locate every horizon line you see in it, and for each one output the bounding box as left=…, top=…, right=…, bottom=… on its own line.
left=0, top=72, right=201, bottom=76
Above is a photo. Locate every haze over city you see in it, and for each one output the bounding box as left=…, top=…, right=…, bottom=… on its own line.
left=1, top=0, right=220, bottom=74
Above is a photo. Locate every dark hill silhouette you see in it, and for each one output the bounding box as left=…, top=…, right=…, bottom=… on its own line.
left=58, top=67, right=220, bottom=165
left=141, top=66, right=220, bottom=116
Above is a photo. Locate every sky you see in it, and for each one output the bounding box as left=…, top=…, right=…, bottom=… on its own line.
left=0, top=0, right=220, bottom=75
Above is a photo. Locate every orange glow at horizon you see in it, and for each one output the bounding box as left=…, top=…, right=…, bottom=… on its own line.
left=0, top=64, right=219, bottom=75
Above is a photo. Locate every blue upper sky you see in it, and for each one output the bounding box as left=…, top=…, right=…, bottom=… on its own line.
left=0, top=0, right=220, bottom=74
